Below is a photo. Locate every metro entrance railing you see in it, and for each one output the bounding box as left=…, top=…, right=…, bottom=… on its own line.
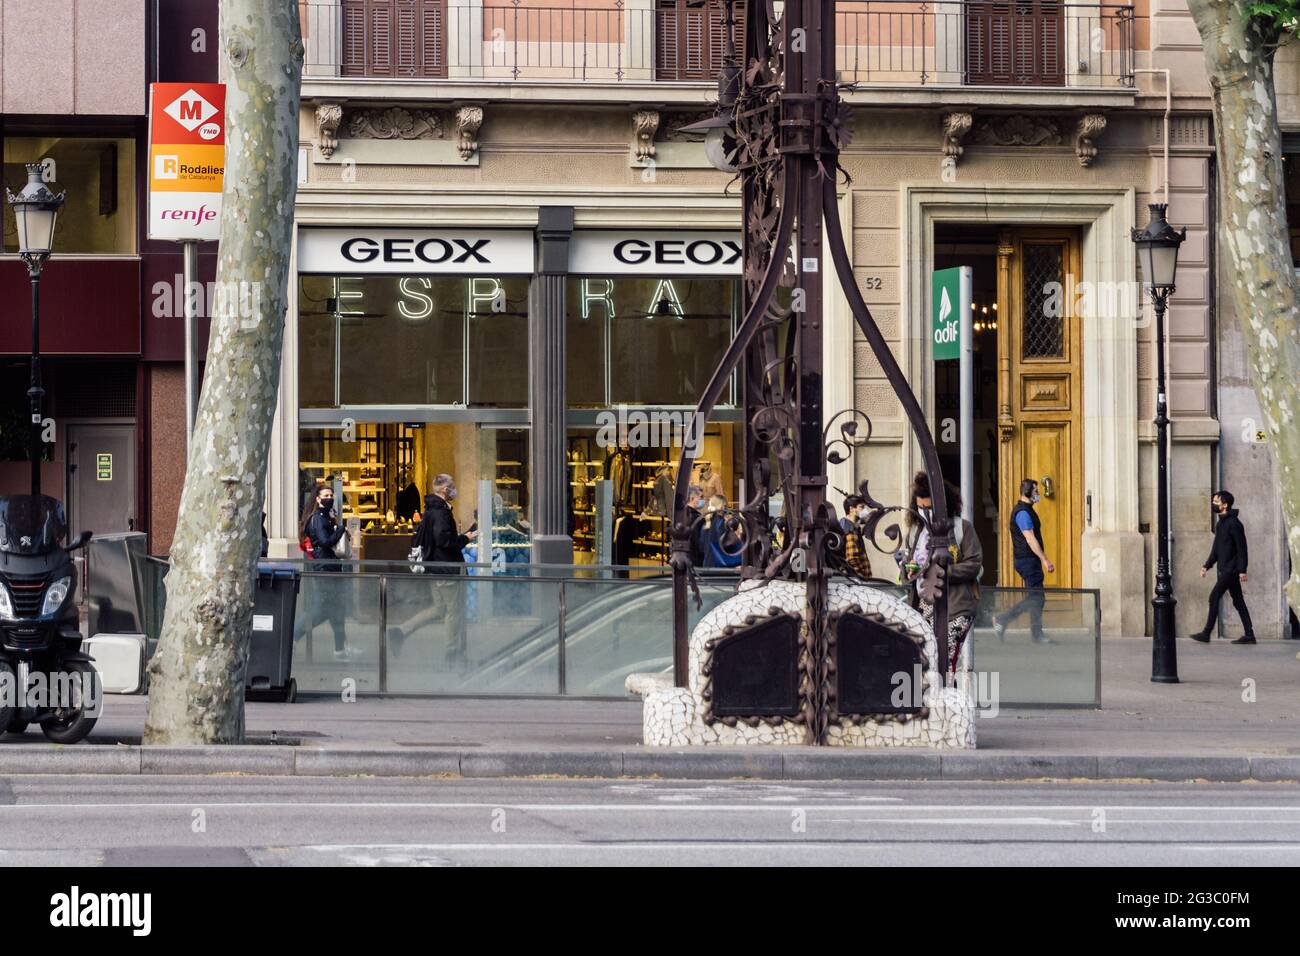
left=129, top=555, right=1100, bottom=706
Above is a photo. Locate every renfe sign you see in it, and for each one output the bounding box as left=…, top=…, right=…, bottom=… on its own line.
left=148, top=83, right=226, bottom=241
left=298, top=228, right=535, bottom=275
left=571, top=231, right=742, bottom=275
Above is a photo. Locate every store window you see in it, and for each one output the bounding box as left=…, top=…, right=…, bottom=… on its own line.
left=298, top=274, right=529, bottom=408
left=565, top=276, right=738, bottom=407
left=2, top=137, right=136, bottom=255
left=298, top=422, right=531, bottom=563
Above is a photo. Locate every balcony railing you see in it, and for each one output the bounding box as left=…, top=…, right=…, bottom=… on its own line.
left=301, top=0, right=1136, bottom=88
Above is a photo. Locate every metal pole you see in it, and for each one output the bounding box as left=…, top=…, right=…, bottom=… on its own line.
left=1151, top=291, right=1179, bottom=683
left=183, top=239, right=201, bottom=451
left=28, top=269, right=44, bottom=498
left=959, top=266, right=974, bottom=524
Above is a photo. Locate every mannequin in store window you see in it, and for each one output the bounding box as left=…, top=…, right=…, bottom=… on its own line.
left=395, top=464, right=422, bottom=523
left=607, top=443, right=633, bottom=508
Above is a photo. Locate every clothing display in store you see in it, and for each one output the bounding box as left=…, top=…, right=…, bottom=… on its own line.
left=607, top=448, right=633, bottom=507
left=696, top=462, right=725, bottom=500
left=651, top=465, right=674, bottom=517
left=396, top=482, right=422, bottom=521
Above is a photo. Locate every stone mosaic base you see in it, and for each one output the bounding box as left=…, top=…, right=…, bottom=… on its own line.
left=627, top=579, right=976, bottom=749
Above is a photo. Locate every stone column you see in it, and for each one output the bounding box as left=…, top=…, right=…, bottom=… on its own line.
left=529, top=207, right=575, bottom=565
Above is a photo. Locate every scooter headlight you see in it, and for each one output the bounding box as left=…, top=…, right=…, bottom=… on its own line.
left=0, top=586, right=13, bottom=621
left=42, top=577, right=72, bottom=616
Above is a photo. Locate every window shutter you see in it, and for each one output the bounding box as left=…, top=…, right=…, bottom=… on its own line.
left=342, top=0, right=368, bottom=76
left=656, top=0, right=680, bottom=80
left=368, top=0, right=395, bottom=77
left=421, top=0, right=446, bottom=77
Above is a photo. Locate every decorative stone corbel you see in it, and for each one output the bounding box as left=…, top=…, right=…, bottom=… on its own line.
left=941, top=112, right=973, bottom=177
left=1075, top=113, right=1107, bottom=168
left=315, top=102, right=344, bottom=159
left=633, top=110, right=660, bottom=161
left=455, top=106, right=484, bottom=161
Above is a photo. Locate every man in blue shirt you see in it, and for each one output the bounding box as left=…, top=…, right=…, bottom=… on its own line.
left=993, top=479, right=1054, bottom=644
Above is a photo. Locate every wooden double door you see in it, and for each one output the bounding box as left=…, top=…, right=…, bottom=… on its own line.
left=995, top=228, right=1082, bottom=588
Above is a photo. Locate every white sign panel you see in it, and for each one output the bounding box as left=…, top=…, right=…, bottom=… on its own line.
left=570, top=230, right=742, bottom=276
left=298, top=228, right=535, bottom=275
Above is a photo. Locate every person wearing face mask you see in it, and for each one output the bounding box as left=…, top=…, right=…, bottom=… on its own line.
left=299, top=485, right=358, bottom=661
left=412, top=473, right=479, bottom=669
left=992, top=478, right=1054, bottom=644
left=900, top=473, right=983, bottom=670
left=1190, top=489, right=1255, bottom=644
left=840, top=494, right=872, bottom=579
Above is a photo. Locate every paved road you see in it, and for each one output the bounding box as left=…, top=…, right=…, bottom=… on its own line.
left=0, top=776, right=1297, bottom=866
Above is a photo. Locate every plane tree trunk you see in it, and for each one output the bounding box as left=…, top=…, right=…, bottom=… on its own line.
left=144, top=0, right=304, bottom=744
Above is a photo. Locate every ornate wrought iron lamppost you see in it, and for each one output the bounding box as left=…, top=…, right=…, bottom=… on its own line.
left=669, top=0, right=955, bottom=743
left=1132, top=202, right=1185, bottom=684
left=5, top=164, right=65, bottom=498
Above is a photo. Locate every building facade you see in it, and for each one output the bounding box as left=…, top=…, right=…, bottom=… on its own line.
left=0, top=0, right=219, bottom=553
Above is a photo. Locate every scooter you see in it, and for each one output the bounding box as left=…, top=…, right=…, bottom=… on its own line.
left=0, top=495, right=98, bottom=743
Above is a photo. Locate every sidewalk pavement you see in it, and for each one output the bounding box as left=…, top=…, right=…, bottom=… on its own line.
left=2, top=639, right=1298, bottom=781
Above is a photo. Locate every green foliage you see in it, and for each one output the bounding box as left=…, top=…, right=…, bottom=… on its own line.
left=1246, top=0, right=1300, bottom=33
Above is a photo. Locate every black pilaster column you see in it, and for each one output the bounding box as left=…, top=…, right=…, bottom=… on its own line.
left=529, top=207, right=575, bottom=565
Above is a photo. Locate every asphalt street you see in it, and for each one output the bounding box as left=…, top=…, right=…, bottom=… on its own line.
left=0, top=776, right=1297, bottom=866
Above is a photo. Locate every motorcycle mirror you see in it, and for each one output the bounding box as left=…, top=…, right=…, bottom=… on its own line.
left=67, top=531, right=93, bottom=552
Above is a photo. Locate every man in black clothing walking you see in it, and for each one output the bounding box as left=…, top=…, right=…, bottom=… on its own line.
left=993, top=478, right=1054, bottom=644
left=1190, top=489, right=1255, bottom=645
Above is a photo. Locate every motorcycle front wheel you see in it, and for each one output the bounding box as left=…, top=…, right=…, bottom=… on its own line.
left=41, top=659, right=99, bottom=745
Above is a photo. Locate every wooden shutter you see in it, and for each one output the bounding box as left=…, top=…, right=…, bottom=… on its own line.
left=966, top=1, right=1063, bottom=86
left=656, top=1, right=744, bottom=82
left=341, top=0, right=445, bottom=78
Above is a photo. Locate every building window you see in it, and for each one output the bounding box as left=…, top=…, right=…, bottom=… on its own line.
left=298, top=274, right=529, bottom=408
left=341, top=0, right=448, bottom=78
left=565, top=276, right=738, bottom=407
left=965, top=1, right=1065, bottom=87
left=2, top=137, right=136, bottom=255
left=655, top=0, right=745, bottom=82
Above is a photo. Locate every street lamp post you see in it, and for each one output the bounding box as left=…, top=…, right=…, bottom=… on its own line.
left=1132, top=202, right=1185, bottom=684
left=5, top=164, right=65, bottom=499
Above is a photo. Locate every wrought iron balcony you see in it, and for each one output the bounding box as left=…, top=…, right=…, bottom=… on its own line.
left=301, top=0, right=1136, bottom=89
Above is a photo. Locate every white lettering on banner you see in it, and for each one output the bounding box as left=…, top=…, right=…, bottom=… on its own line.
left=298, top=228, right=535, bottom=275
left=571, top=231, right=743, bottom=276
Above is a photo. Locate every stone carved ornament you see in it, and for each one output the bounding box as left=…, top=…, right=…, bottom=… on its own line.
left=314, top=102, right=343, bottom=159
left=1075, top=113, right=1107, bottom=168
left=455, top=106, right=484, bottom=161
left=314, top=104, right=484, bottom=161
left=632, top=110, right=660, bottom=161
left=348, top=106, right=444, bottom=141
left=972, top=114, right=1063, bottom=147
left=941, top=111, right=973, bottom=169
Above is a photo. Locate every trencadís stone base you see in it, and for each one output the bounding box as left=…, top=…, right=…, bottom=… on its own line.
left=627, top=579, right=976, bottom=748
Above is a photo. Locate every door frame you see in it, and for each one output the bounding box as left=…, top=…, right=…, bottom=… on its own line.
left=901, top=185, right=1137, bottom=535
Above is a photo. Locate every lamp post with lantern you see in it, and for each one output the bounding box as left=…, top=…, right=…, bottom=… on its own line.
left=1132, top=202, right=1186, bottom=684
left=5, top=163, right=65, bottom=498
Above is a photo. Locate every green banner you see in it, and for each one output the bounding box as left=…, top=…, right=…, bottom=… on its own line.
left=931, top=267, right=962, bottom=361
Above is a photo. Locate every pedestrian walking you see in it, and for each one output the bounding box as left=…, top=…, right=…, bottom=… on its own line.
left=412, top=473, right=478, bottom=668
left=992, top=478, right=1053, bottom=644
left=299, top=485, right=358, bottom=661
left=900, top=473, right=983, bottom=672
left=700, top=495, right=742, bottom=568
left=1190, top=489, right=1255, bottom=644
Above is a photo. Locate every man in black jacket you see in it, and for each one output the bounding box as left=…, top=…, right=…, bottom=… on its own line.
left=1191, top=489, right=1255, bottom=645
left=411, top=474, right=477, bottom=668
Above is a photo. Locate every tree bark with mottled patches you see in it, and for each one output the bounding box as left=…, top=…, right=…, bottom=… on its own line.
left=144, top=1, right=304, bottom=744
left=1187, top=1, right=1300, bottom=610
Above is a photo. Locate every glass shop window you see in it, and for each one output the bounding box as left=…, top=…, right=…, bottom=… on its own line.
left=298, top=274, right=529, bottom=408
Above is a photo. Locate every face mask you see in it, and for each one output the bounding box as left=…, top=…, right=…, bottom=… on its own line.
left=918, top=507, right=932, bottom=524
left=1031, top=492, right=1041, bottom=504
left=320, top=498, right=334, bottom=511
left=447, top=487, right=458, bottom=501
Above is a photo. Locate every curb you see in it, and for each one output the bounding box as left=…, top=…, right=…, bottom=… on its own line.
left=2, top=747, right=1298, bottom=782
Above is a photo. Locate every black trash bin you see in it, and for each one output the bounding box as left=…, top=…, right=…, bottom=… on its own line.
left=247, top=562, right=300, bottom=703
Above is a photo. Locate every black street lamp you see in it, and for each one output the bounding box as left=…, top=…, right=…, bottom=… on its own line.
left=1132, top=202, right=1185, bottom=683
left=5, top=163, right=65, bottom=499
